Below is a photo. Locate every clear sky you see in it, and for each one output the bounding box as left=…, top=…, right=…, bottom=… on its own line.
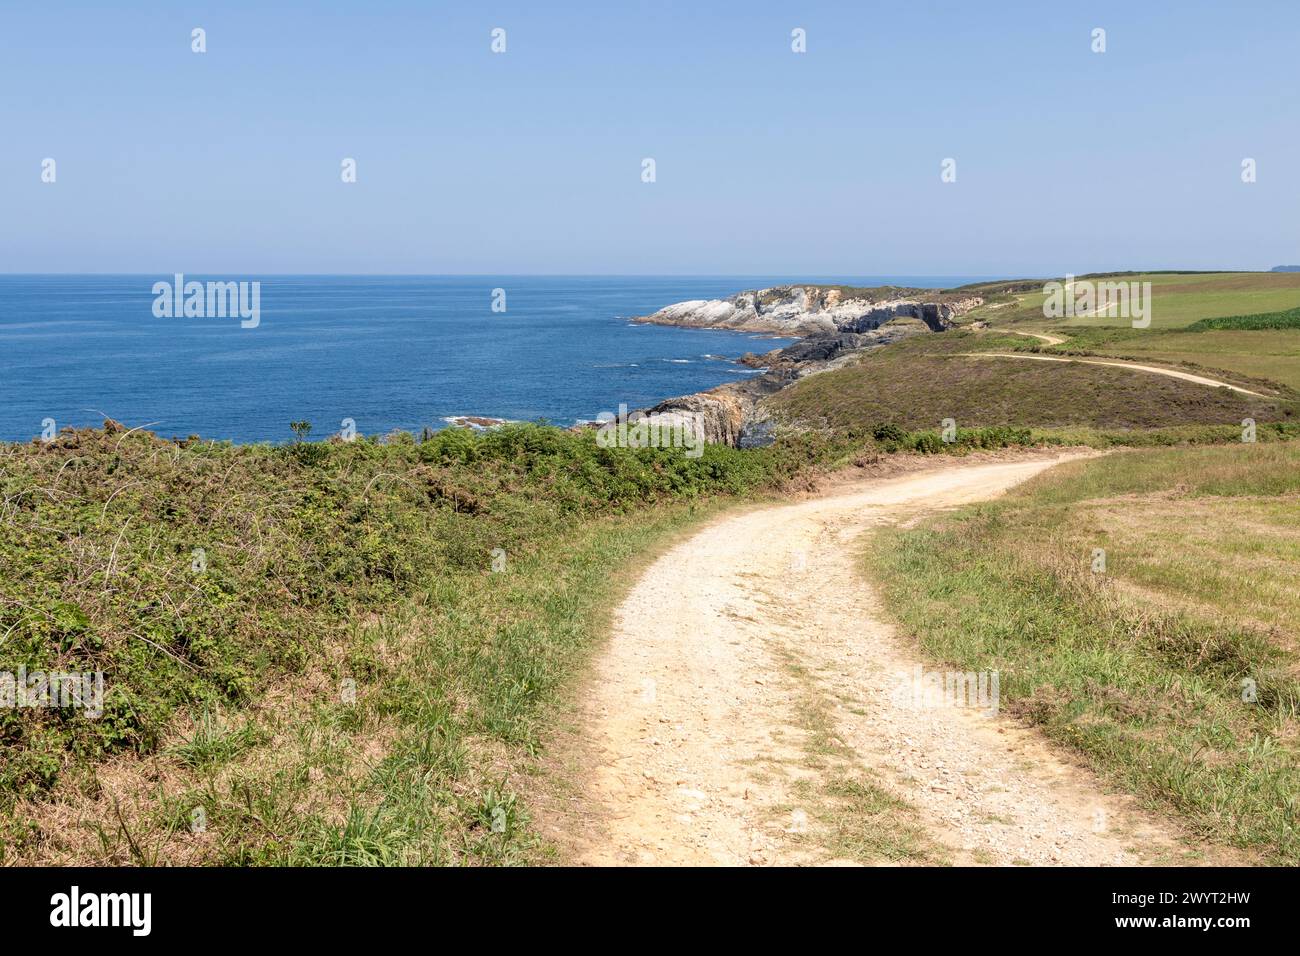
left=3, top=0, right=1297, bottom=275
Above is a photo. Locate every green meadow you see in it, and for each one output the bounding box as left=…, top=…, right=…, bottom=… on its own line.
left=961, top=271, right=1300, bottom=331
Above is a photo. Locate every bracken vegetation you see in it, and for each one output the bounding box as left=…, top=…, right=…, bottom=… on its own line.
left=0, top=421, right=845, bottom=863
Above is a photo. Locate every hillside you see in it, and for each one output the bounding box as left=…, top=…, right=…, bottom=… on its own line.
left=958, top=271, right=1300, bottom=330
left=0, top=422, right=841, bottom=864
left=766, top=329, right=1297, bottom=435
left=948, top=272, right=1300, bottom=393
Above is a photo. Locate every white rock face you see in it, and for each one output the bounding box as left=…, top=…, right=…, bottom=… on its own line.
left=637, top=285, right=982, bottom=337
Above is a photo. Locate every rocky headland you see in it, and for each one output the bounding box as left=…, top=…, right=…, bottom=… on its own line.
left=633, top=285, right=983, bottom=446
left=635, top=285, right=981, bottom=337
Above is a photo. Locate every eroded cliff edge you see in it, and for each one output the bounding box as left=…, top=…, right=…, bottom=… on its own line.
left=636, top=285, right=982, bottom=337
left=632, top=285, right=983, bottom=446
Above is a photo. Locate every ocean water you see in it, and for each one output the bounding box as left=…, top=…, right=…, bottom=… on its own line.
left=0, top=275, right=980, bottom=443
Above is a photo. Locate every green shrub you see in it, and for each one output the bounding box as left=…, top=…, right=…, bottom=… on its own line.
left=1187, top=307, right=1300, bottom=332
left=872, top=423, right=908, bottom=444
left=910, top=432, right=942, bottom=454
left=0, top=422, right=851, bottom=803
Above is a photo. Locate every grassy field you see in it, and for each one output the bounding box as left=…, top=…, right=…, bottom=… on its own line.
left=952, top=272, right=1300, bottom=394
left=867, top=443, right=1300, bottom=863
left=0, top=422, right=845, bottom=864
left=766, top=330, right=1297, bottom=432
left=959, top=271, right=1300, bottom=331
left=1025, top=325, right=1300, bottom=393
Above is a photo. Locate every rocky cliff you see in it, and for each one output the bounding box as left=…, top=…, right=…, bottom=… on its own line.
left=643, top=315, right=938, bottom=446
left=627, top=285, right=982, bottom=446
left=635, top=285, right=982, bottom=337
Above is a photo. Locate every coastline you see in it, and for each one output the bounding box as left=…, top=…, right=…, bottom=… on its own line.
left=619, top=284, right=985, bottom=446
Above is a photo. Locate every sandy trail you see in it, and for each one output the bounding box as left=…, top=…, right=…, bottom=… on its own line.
left=961, top=351, right=1268, bottom=396
left=570, top=455, right=1210, bottom=867
left=989, top=328, right=1068, bottom=345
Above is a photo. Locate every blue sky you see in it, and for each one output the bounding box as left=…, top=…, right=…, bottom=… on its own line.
left=2, top=0, right=1297, bottom=275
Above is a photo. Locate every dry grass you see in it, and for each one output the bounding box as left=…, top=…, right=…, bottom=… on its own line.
left=868, top=443, right=1300, bottom=863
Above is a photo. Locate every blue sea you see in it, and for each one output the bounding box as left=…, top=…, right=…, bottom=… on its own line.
left=0, top=275, right=981, bottom=443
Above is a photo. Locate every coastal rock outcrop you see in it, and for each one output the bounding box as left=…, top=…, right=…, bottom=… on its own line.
left=636, top=285, right=982, bottom=337
left=608, top=282, right=982, bottom=450
left=620, top=284, right=982, bottom=449
left=638, top=315, right=939, bottom=448
left=643, top=390, right=750, bottom=447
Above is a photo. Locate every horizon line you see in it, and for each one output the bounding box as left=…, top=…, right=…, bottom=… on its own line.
left=0, top=269, right=1272, bottom=279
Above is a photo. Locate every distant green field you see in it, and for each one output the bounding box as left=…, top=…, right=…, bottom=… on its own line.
left=958, top=275, right=1300, bottom=394
left=961, top=272, right=1300, bottom=331
left=1188, top=306, right=1300, bottom=331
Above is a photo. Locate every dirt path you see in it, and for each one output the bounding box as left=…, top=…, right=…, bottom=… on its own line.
left=989, top=328, right=1067, bottom=345
left=961, top=351, right=1268, bottom=396
left=568, top=456, right=1217, bottom=867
